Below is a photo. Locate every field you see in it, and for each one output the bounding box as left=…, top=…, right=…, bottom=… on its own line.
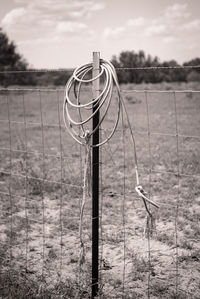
left=0, top=82, right=200, bottom=298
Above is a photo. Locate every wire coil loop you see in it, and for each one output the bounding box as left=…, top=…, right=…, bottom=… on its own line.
left=63, top=58, right=159, bottom=211
left=63, top=59, right=121, bottom=147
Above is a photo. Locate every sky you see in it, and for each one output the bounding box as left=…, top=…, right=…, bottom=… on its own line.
left=0, top=0, right=200, bottom=68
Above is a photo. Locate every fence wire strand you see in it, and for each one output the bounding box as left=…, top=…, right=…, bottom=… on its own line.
left=173, top=91, right=180, bottom=296
left=121, top=106, right=126, bottom=298
left=22, top=91, right=29, bottom=271
left=145, top=91, right=152, bottom=299
left=0, top=64, right=200, bottom=74
left=56, top=90, right=64, bottom=279
left=6, top=93, right=13, bottom=269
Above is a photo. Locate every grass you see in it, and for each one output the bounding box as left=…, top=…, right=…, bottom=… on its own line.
left=0, top=82, right=200, bottom=298
left=0, top=268, right=83, bottom=298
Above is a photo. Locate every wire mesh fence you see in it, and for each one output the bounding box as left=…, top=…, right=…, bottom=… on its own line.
left=0, top=80, right=200, bottom=298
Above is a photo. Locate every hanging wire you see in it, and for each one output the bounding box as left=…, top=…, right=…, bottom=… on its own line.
left=79, top=136, right=91, bottom=267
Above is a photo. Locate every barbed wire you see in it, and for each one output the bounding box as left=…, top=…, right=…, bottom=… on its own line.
left=116, top=65, right=200, bottom=71
left=0, top=68, right=74, bottom=74
left=1, top=87, right=200, bottom=94
left=0, top=64, right=200, bottom=74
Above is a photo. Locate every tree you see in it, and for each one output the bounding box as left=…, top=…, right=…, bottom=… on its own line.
left=0, top=28, right=36, bottom=86
left=111, top=50, right=162, bottom=84
left=183, top=58, right=200, bottom=70
left=183, top=58, right=200, bottom=82
left=111, top=50, right=148, bottom=83
left=110, top=50, right=191, bottom=84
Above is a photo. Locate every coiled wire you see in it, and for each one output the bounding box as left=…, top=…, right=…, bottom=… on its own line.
left=63, top=58, right=139, bottom=183
left=64, top=59, right=122, bottom=147
left=63, top=58, right=159, bottom=232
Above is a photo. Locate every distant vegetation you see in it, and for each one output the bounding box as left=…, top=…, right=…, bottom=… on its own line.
left=0, top=28, right=72, bottom=87
left=0, top=28, right=200, bottom=86
left=0, top=28, right=35, bottom=86
left=111, top=50, right=200, bottom=84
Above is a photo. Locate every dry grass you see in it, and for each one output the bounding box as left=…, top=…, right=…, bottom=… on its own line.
left=0, top=82, right=200, bottom=298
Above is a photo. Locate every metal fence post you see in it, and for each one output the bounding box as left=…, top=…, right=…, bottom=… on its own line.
left=92, top=51, right=100, bottom=298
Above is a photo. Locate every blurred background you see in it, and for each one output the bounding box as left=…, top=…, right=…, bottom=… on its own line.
left=0, top=0, right=200, bottom=86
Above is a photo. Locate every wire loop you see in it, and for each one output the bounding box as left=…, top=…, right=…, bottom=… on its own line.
left=63, top=59, right=141, bottom=184
left=63, top=59, right=121, bottom=147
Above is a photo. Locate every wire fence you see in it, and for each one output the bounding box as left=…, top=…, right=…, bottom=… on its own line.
left=0, top=64, right=200, bottom=73
left=0, top=72, right=200, bottom=298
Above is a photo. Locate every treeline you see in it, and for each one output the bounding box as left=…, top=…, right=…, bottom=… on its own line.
left=2, top=52, right=200, bottom=87
left=3, top=53, right=199, bottom=87
left=111, top=50, right=200, bottom=84
left=1, top=28, right=200, bottom=86
left=0, top=28, right=73, bottom=87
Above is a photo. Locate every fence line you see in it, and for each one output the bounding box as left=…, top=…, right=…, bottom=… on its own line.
left=1, top=87, right=200, bottom=94
left=0, top=64, right=200, bottom=74
left=0, top=82, right=200, bottom=298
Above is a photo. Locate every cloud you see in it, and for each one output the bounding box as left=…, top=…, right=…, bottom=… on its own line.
left=103, top=26, right=125, bottom=39
left=162, top=36, right=177, bottom=44
left=101, top=2, right=196, bottom=48
left=1, top=7, right=26, bottom=26
left=17, top=35, right=63, bottom=46
left=126, top=17, right=145, bottom=27
left=56, top=21, right=87, bottom=33
left=146, top=24, right=168, bottom=36
left=102, top=3, right=192, bottom=41
left=103, top=17, right=144, bottom=39
left=90, top=2, right=105, bottom=12
left=11, top=0, right=105, bottom=19
left=16, top=20, right=95, bottom=48
left=182, top=19, right=200, bottom=31
left=164, top=3, right=190, bottom=19
left=145, top=2, right=191, bottom=38
left=56, top=21, right=94, bottom=37
left=1, top=0, right=105, bottom=29
left=1, top=0, right=101, bottom=43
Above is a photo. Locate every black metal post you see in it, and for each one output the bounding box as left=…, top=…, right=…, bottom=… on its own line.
left=92, top=52, right=100, bottom=298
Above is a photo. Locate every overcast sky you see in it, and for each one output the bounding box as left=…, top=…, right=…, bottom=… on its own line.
left=1, top=0, right=200, bottom=68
